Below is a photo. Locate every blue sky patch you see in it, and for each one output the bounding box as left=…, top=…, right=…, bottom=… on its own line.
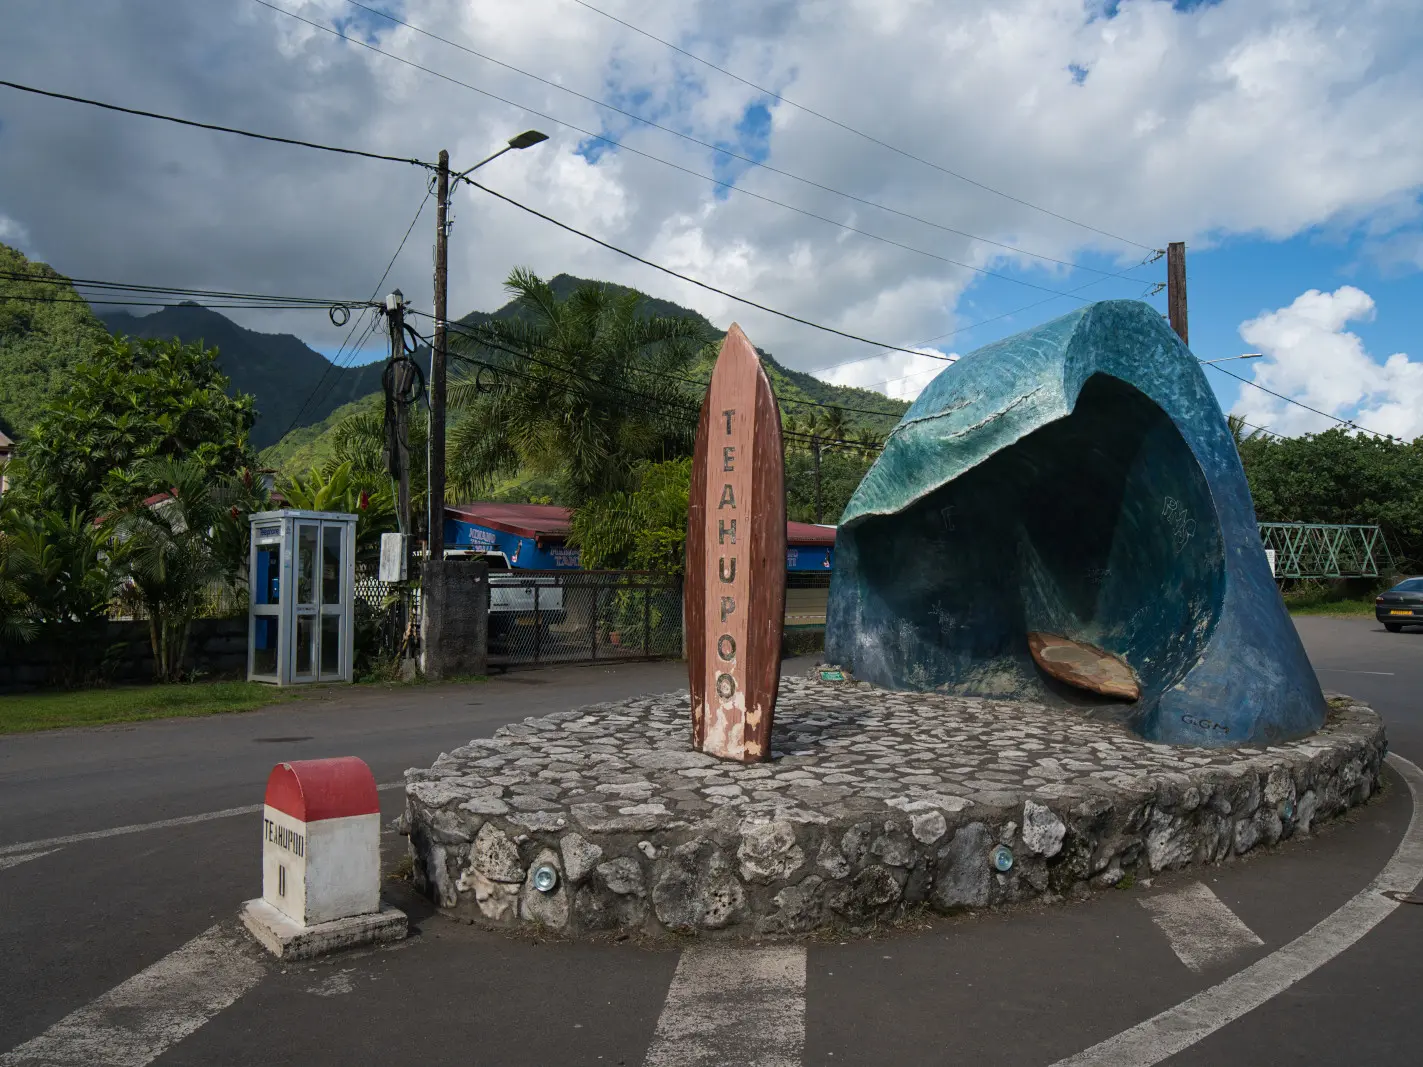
left=1069, top=64, right=1089, bottom=85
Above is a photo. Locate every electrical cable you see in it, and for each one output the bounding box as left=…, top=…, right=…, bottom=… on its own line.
left=0, top=293, right=364, bottom=311
left=257, top=1, right=1155, bottom=301
left=458, top=178, right=934, bottom=357
left=0, top=268, right=375, bottom=308
left=0, top=79, right=434, bottom=171
left=338, top=0, right=1152, bottom=281
left=564, top=0, right=1157, bottom=252
left=281, top=183, right=435, bottom=437
left=427, top=322, right=882, bottom=452
left=805, top=252, right=1163, bottom=382
left=1203, top=361, right=1391, bottom=439
left=436, top=313, right=902, bottom=422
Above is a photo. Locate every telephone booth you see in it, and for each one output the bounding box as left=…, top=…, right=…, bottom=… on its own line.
left=249, top=510, right=357, bottom=685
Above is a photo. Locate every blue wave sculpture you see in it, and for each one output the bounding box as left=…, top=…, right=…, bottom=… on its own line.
left=825, top=300, right=1326, bottom=746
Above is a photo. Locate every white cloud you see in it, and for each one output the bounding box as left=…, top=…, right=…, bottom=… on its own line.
left=1233, top=286, right=1423, bottom=440
left=0, top=214, right=30, bottom=252
left=821, top=346, right=955, bottom=402
left=1, top=0, right=1422, bottom=393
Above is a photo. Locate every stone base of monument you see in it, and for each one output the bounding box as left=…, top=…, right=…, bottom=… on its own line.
left=240, top=899, right=408, bottom=960
left=403, top=671, right=1386, bottom=939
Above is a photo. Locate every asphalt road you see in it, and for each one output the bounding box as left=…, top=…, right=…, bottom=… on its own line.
left=0, top=622, right=1420, bottom=1066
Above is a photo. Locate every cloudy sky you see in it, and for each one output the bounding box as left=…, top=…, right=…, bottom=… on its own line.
left=2, top=0, right=1422, bottom=437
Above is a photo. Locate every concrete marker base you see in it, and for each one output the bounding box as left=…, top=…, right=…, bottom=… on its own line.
left=240, top=898, right=407, bottom=960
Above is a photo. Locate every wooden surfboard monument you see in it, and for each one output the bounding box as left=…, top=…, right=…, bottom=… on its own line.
left=686, top=324, right=786, bottom=763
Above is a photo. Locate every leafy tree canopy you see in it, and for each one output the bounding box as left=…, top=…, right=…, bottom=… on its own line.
left=569, top=458, right=692, bottom=573
left=446, top=269, right=709, bottom=505
left=1238, top=427, right=1423, bottom=571
left=11, top=334, right=256, bottom=517
left=0, top=242, right=111, bottom=437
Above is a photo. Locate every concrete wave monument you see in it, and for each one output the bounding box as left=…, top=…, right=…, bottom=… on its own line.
left=403, top=304, right=1385, bottom=939
left=827, top=299, right=1326, bottom=746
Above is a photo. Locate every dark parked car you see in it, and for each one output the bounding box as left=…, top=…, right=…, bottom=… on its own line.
left=1376, top=577, right=1423, bottom=632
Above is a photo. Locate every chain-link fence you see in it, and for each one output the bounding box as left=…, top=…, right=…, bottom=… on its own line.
left=351, top=567, right=830, bottom=672
left=488, top=570, right=682, bottom=669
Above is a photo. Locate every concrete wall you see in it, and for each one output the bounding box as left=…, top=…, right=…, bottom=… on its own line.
left=0, top=617, right=248, bottom=692
left=420, top=559, right=489, bottom=679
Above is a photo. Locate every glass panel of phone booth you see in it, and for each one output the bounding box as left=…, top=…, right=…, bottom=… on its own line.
left=250, top=524, right=282, bottom=680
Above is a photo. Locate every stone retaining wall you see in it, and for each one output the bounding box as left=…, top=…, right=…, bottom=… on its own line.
left=0, top=618, right=248, bottom=691
left=404, top=674, right=1386, bottom=938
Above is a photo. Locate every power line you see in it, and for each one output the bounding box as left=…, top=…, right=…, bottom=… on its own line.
left=435, top=312, right=903, bottom=422
left=1203, top=361, right=1391, bottom=440
left=257, top=1, right=1153, bottom=303
left=804, top=253, right=1161, bottom=382
left=0, top=79, right=434, bottom=171
left=0, top=268, right=375, bottom=309
left=337, top=0, right=1152, bottom=281
left=281, top=183, right=435, bottom=438
left=426, top=321, right=883, bottom=452
left=0, top=293, right=360, bottom=311
left=459, top=177, right=934, bottom=357
left=565, top=0, right=1156, bottom=252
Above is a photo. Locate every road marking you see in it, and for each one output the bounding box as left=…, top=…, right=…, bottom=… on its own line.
left=0, top=849, right=58, bottom=872
left=643, top=944, right=806, bottom=1067
left=0, top=925, right=264, bottom=1066
left=1314, top=668, right=1395, bottom=676
left=1139, top=882, right=1264, bottom=972
left=0, top=781, right=404, bottom=857
left=1051, top=752, right=1423, bottom=1067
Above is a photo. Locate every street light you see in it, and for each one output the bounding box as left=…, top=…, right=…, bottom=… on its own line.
left=424, top=130, right=548, bottom=680
left=453, top=130, right=549, bottom=180
left=1200, top=353, right=1263, bottom=365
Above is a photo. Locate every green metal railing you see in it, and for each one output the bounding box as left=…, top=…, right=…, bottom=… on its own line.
left=1257, top=522, right=1392, bottom=579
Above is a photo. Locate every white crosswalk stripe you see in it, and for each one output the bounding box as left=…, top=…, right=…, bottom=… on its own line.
left=0, top=925, right=265, bottom=1066
left=0, top=850, right=58, bottom=872
left=643, top=944, right=806, bottom=1067
left=1139, top=881, right=1264, bottom=972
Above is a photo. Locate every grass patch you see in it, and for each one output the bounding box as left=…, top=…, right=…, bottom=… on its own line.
left=1282, top=592, right=1378, bottom=617
left=0, top=681, right=302, bottom=734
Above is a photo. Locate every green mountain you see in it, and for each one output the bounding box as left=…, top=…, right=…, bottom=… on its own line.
left=265, top=272, right=910, bottom=477
left=0, top=244, right=111, bottom=438
left=101, top=303, right=386, bottom=450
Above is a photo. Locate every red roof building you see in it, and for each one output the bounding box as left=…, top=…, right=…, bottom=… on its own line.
left=443, top=503, right=836, bottom=571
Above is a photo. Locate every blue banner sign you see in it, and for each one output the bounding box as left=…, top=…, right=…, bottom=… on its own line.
left=444, top=519, right=582, bottom=570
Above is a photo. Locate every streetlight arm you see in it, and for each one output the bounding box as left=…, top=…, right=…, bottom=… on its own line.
left=1200, top=353, right=1264, bottom=365
left=453, top=144, right=513, bottom=181
left=452, top=130, right=548, bottom=180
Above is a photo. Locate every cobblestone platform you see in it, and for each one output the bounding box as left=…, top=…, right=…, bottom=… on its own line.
left=404, top=671, right=1386, bottom=938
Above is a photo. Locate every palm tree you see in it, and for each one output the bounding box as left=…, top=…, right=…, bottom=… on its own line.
left=852, top=427, right=884, bottom=462
left=1227, top=414, right=1262, bottom=451
left=104, top=456, right=230, bottom=682
left=445, top=270, right=708, bottom=505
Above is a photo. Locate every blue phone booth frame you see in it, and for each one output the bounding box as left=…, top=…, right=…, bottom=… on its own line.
left=248, top=509, right=358, bottom=685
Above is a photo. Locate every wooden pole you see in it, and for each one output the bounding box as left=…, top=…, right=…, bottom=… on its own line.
left=1167, top=241, right=1188, bottom=346
left=430, top=149, right=449, bottom=565
left=423, top=148, right=450, bottom=680
left=385, top=294, right=410, bottom=538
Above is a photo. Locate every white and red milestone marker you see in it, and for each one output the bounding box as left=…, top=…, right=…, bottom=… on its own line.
left=241, top=756, right=406, bottom=959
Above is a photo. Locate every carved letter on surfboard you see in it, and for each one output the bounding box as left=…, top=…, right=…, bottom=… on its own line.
left=686, top=324, right=786, bottom=762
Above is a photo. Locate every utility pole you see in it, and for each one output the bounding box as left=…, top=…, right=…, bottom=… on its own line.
left=422, top=148, right=451, bottom=680
left=1167, top=241, right=1188, bottom=346
left=384, top=290, right=410, bottom=538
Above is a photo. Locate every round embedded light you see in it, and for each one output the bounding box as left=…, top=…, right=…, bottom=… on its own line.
left=533, top=864, right=559, bottom=893
left=991, top=845, right=1014, bottom=873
